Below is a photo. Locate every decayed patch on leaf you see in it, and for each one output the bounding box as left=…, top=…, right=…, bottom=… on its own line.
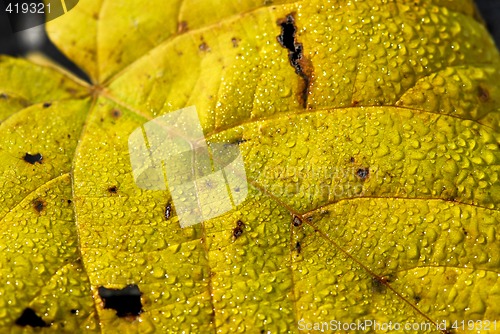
left=371, top=275, right=391, bottom=294
left=277, top=13, right=314, bottom=108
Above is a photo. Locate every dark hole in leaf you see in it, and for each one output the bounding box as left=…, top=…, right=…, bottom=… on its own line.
left=43, top=102, right=52, bottom=108
left=295, top=241, right=301, bottom=254
left=356, top=168, right=369, bottom=179
left=33, top=198, right=45, bottom=212
left=276, top=13, right=312, bottom=108
left=277, top=14, right=308, bottom=80
left=67, top=199, right=72, bottom=204
left=231, top=37, right=239, bottom=47
left=70, top=309, right=78, bottom=314
left=414, top=295, right=421, bottom=303
left=277, top=14, right=297, bottom=54
left=292, top=215, right=302, bottom=227
left=349, top=157, right=355, bottom=163
left=15, top=308, right=49, bottom=327
left=98, top=285, right=143, bottom=317
left=23, top=153, right=43, bottom=164
left=107, top=186, right=118, bottom=194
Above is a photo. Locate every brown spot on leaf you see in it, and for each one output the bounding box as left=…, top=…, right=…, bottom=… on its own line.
left=0, top=93, right=8, bottom=99
left=111, top=109, right=122, bottom=119
left=65, top=87, right=78, bottom=95
left=33, top=198, right=46, bottom=213
left=43, top=102, right=52, bottom=108
left=478, top=85, right=490, bottom=102
left=371, top=276, right=390, bottom=294
left=23, top=153, right=43, bottom=164
left=231, top=37, right=240, bottom=47
left=178, top=21, right=189, bottom=33
left=199, top=42, right=211, bottom=52
left=233, top=220, right=245, bottom=239
left=98, top=285, right=143, bottom=318
left=15, top=308, right=49, bottom=327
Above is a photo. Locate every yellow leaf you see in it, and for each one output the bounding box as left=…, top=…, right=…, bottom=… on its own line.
left=1, top=0, right=499, bottom=333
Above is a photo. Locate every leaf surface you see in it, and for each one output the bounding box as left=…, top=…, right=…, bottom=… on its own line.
left=0, top=0, right=499, bottom=332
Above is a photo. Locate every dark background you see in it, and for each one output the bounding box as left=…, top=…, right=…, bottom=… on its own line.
left=0, top=0, right=499, bottom=79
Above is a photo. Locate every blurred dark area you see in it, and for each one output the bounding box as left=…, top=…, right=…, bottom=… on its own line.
left=0, top=0, right=87, bottom=80
left=477, top=0, right=500, bottom=47
left=0, top=0, right=499, bottom=81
